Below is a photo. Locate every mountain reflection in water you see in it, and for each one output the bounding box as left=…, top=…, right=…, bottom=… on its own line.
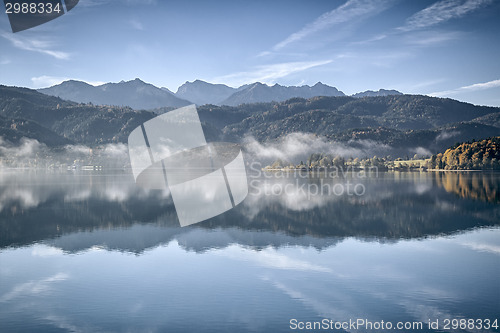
left=0, top=170, right=498, bottom=253
left=0, top=170, right=499, bottom=333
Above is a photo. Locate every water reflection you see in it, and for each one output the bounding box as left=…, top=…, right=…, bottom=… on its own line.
left=0, top=170, right=499, bottom=332
left=435, top=171, right=500, bottom=203
left=1, top=230, right=498, bottom=333
left=0, top=170, right=498, bottom=252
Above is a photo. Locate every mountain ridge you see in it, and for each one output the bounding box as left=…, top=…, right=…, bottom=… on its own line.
left=38, top=78, right=191, bottom=110
left=219, top=81, right=346, bottom=106
left=37, top=79, right=402, bottom=108
left=352, top=89, right=403, bottom=98
left=176, top=79, right=236, bottom=105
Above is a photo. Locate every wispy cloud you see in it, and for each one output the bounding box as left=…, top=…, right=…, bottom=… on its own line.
left=404, top=31, right=461, bottom=46
left=0, top=273, right=69, bottom=303
left=217, top=245, right=333, bottom=273
left=357, top=0, right=491, bottom=46
left=352, top=34, right=388, bottom=45
left=460, top=241, right=500, bottom=255
left=212, top=60, right=332, bottom=87
left=129, top=19, right=144, bottom=31
left=1, top=32, right=70, bottom=60
left=399, top=0, right=493, bottom=32
left=430, top=78, right=500, bottom=96
left=31, top=75, right=105, bottom=88
left=273, top=0, right=393, bottom=51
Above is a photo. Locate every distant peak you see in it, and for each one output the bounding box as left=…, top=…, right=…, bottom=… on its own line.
left=116, top=78, right=150, bottom=87
left=115, top=78, right=145, bottom=85
left=57, top=80, right=93, bottom=87
left=352, top=88, right=403, bottom=98
left=130, top=78, right=145, bottom=84
left=181, top=79, right=211, bottom=86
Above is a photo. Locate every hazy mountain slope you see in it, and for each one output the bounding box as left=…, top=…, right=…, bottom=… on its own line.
left=1, top=85, right=155, bottom=145
left=38, top=79, right=191, bottom=109
left=220, top=82, right=345, bottom=106
left=36, top=80, right=97, bottom=104
left=1, top=84, right=73, bottom=110
left=196, top=103, right=272, bottom=129
left=469, top=112, right=500, bottom=128
left=0, top=115, right=72, bottom=146
left=176, top=80, right=236, bottom=105
left=223, top=110, right=380, bottom=141
left=355, top=95, right=497, bottom=129
left=333, top=123, right=500, bottom=152
left=219, top=95, right=499, bottom=139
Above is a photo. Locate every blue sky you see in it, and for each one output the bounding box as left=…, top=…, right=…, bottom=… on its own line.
left=1, top=0, right=499, bottom=106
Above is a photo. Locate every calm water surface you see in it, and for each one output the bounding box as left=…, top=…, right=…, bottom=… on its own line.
left=0, top=170, right=499, bottom=332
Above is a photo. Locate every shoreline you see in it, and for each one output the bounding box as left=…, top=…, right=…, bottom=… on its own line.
left=263, top=167, right=498, bottom=173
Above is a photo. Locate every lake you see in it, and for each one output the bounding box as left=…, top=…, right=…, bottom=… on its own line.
left=0, top=169, right=499, bottom=332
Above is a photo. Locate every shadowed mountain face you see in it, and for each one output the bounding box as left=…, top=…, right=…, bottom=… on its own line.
left=38, top=79, right=191, bottom=109
left=213, top=96, right=500, bottom=151
left=0, top=171, right=498, bottom=253
left=175, top=80, right=237, bottom=105
left=0, top=115, right=72, bottom=146
left=201, top=94, right=499, bottom=133
left=219, top=82, right=345, bottom=106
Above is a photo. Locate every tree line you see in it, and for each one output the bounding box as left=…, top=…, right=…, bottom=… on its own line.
left=429, top=137, right=500, bottom=170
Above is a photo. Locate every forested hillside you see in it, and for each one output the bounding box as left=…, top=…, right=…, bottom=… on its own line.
left=430, top=137, right=500, bottom=170
left=1, top=85, right=499, bottom=156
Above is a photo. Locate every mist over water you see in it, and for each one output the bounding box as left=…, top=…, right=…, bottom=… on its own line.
left=0, top=131, right=438, bottom=170
left=242, top=132, right=432, bottom=164
left=0, top=137, right=130, bottom=169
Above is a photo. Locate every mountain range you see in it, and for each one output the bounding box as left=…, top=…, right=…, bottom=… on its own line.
left=219, top=82, right=344, bottom=106
left=2, top=83, right=500, bottom=158
left=38, top=78, right=191, bottom=109
left=38, top=79, right=403, bottom=109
